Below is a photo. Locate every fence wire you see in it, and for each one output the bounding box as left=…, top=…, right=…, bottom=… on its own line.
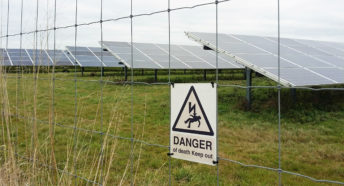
left=0, top=0, right=344, bottom=185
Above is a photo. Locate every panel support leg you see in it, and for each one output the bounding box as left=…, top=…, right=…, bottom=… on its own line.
left=81, top=67, right=84, bottom=76
left=124, top=66, right=128, bottom=81
left=291, top=88, right=296, bottom=103
left=203, top=70, right=207, bottom=80
left=141, top=69, right=144, bottom=75
left=184, top=69, right=186, bottom=75
left=243, top=69, right=246, bottom=80
left=154, top=69, right=158, bottom=82
left=101, top=67, right=104, bottom=76
left=246, top=67, right=252, bottom=109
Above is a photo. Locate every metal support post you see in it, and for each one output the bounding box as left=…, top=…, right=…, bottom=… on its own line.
left=154, top=69, right=158, bottom=82
left=291, top=88, right=296, bottom=103
left=124, top=66, right=128, bottom=81
left=246, top=67, right=252, bottom=109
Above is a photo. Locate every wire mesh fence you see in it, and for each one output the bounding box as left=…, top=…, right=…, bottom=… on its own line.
left=0, top=0, right=344, bottom=185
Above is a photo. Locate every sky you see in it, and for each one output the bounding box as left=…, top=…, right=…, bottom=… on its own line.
left=0, top=0, right=343, bottom=49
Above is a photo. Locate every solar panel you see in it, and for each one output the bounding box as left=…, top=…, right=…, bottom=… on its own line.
left=6, top=49, right=33, bottom=66
left=26, top=49, right=53, bottom=66
left=88, top=47, right=124, bottom=67
left=46, top=50, right=75, bottom=66
left=101, top=41, right=243, bottom=69
left=0, top=49, right=13, bottom=66
left=100, top=42, right=163, bottom=69
left=66, top=46, right=107, bottom=67
left=186, top=32, right=344, bottom=87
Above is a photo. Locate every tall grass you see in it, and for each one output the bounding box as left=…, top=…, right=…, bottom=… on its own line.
left=1, top=51, right=343, bottom=185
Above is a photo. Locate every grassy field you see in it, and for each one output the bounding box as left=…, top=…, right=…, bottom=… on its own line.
left=0, top=69, right=343, bottom=185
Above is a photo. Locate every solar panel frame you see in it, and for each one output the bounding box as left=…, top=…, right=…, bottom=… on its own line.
left=186, top=32, right=344, bottom=87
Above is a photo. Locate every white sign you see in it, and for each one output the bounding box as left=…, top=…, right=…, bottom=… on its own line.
left=170, top=83, right=217, bottom=165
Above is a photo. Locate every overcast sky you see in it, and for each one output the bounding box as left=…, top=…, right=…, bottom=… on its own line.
left=1, top=0, right=343, bottom=49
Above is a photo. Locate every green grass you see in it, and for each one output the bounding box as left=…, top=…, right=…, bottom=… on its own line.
left=1, top=70, right=343, bottom=185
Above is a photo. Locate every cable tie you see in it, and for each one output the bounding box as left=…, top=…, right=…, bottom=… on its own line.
left=211, top=81, right=215, bottom=88
left=213, top=160, right=218, bottom=164
left=167, top=152, right=174, bottom=156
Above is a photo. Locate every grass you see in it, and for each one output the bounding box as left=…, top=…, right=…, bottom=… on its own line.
left=0, top=68, right=343, bottom=185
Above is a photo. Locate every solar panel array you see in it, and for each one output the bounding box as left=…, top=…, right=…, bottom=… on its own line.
left=66, top=46, right=124, bottom=67
left=101, top=41, right=243, bottom=69
left=0, top=49, right=75, bottom=67
left=186, top=32, right=344, bottom=87
left=7, top=49, right=33, bottom=66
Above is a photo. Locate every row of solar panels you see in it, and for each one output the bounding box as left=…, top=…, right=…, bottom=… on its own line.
left=0, top=43, right=243, bottom=70
left=186, top=32, right=344, bottom=87
left=0, top=48, right=74, bottom=66
left=100, top=42, right=242, bottom=69
left=0, top=47, right=126, bottom=67
left=1, top=32, right=344, bottom=87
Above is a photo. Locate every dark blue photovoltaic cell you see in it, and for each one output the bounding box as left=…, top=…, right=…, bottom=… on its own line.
left=186, top=32, right=344, bottom=87
left=26, top=49, right=53, bottom=66
left=66, top=46, right=105, bottom=67
left=46, top=50, right=74, bottom=66
left=64, top=51, right=79, bottom=66
left=101, top=41, right=243, bottom=69
left=295, top=40, right=344, bottom=58
left=101, top=42, right=162, bottom=69
left=7, top=49, right=33, bottom=66
left=178, top=45, right=242, bottom=69
left=264, top=68, right=334, bottom=86
left=88, top=47, right=124, bottom=67
left=309, top=68, right=344, bottom=83
left=0, top=49, right=13, bottom=66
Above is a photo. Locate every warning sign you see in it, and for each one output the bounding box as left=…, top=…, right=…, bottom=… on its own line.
left=170, top=83, right=217, bottom=166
